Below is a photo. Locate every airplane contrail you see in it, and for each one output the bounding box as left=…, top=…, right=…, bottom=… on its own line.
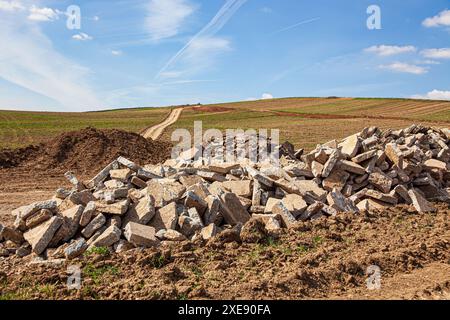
left=155, top=0, right=248, bottom=79
left=270, top=17, right=320, bottom=35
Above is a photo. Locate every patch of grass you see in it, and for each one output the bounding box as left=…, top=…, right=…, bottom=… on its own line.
left=312, top=235, right=324, bottom=248
left=82, top=286, right=100, bottom=300
left=83, top=263, right=120, bottom=285
left=84, top=246, right=110, bottom=257
left=296, top=244, right=310, bottom=253
left=150, top=253, right=167, bottom=269
left=37, top=284, right=57, bottom=298
left=191, top=265, right=203, bottom=280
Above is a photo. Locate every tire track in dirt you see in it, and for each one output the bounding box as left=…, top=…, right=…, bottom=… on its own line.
left=141, top=108, right=183, bottom=140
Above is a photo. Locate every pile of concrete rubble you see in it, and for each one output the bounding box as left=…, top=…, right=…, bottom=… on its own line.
left=1, top=124, right=449, bottom=260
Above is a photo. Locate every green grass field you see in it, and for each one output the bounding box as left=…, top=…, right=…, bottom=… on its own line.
left=1, top=97, right=449, bottom=150
left=0, top=108, right=169, bottom=149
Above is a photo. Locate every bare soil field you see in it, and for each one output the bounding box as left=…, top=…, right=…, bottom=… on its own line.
left=1, top=205, right=448, bottom=300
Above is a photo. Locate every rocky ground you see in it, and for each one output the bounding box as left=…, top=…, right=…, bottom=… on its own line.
left=1, top=125, right=449, bottom=300
left=0, top=204, right=448, bottom=300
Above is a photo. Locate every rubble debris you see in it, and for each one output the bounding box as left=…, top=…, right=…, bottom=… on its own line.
left=2, top=124, right=449, bottom=260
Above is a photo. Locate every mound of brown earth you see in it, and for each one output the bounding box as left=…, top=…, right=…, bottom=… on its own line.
left=0, top=127, right=172, bottom=175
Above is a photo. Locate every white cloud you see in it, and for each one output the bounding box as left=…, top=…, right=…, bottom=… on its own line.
left=417, top=59, right=441, bottom=65
left=422, top=9, right=450, bottom=28
left=28, top=5, right=60, bottom=21
left=412, top=89, right=450, bottom=101
left=92, top=15, right=100, bottom=21
left=247, top=93, right=274, bottom=101
left=111, top=50, right=122, bottom=56
left=0, top=15, right=100, bottom=110
left=420, top=48, right=450, bottom=59
left=72, top=32, right=93, bottom=41
left=146, top=0, right=195, bottom=41
left=379, top=62, right=428, bottom=74
left=364, top=45, right=417, bottom=56
left=261, top=7, right=272, bottom=13
left=0, top=0, right=24, bottom=11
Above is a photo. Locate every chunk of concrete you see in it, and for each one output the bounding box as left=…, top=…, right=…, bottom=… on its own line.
left=124, top=222, right=159, bottom=247
left=89, top=225, right=121, bottom=248
left=24, top=216, right=63, bottom=255
left=150, top=202, right=179, bottom=231
left=219, top=192, right=251, bottom=225
left=408, top=189, right=436, bottom=213
left=81, top=213, right=106, bottom=238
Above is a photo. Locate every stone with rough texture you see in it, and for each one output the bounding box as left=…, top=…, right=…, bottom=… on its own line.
left=385, top=143, right=404, bottom=168
left=365, top=189, right=398, bottom=205
left=150, top=202, right=179, bottom=231
left=322, top=170, right=350, bottom=192
left=95, top=199, right=129, bottom=215
left=147, top=180, right=185, bottom=208
left=184, top=191, right=208, bottom=214
left=89, top=225, right=121, bottom=248
left=124, top=222, right=159, bottom=247
left=64, top=238, right=87, bottom=259
left=368, top=172, right=393, bottom=194
left=408, top=189, right=436, bottom=213
left=201, top=224, right=218, bottom=240
left=340, top=134, right=359, bottom=158
left=24, top=216, right=63, bottom=255
left=80, top=202, right=96, bottom=227
left=0, top=226, right=24, bottom=244
left=164, top=229, right=186, bottom=241
left=322, top=150, right=340, bottom=178
left=25, top=209, right=53, bottom=230
left=219, top=192, right=251, bottom=225
left=110, top=168, right=132, bottom=182
left=272, top=202, right=297, bottom=228
left=178, top=215, right=202, bottom=237
left=281, top=194, right=307, bottom=217
left=222, top=180, right=252, bottom=198
left=122, top=195, right=155, bottom=227
left=81, top=213, right=106, bottom=238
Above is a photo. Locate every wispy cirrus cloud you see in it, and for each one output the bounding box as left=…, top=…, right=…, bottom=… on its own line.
left=0, top=0, right=24, bottom=12
left=156, top=0, right=248, bottom=79
left=0, top=11, right=100, bottom=110
left=379, top=62, right=428, bottom=75
left=422, top=9, right=450, bottom=28
left=145, top=0, right=196, bottom=41
left=420, top=48, right=450, bottom=59
left=28, top=5, right=60, bottom=21
left=364, top=45, right=417, bottom=56
left=72, top=32, right=93, bottom=41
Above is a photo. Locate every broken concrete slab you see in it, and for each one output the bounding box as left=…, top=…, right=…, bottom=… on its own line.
left=219, top=192, right=251, bottom=225
left=124, top=222, right=159, bottom=247
left=24, top=216, right=63, bottom=255
left=408, top=189, right=436, bottom=213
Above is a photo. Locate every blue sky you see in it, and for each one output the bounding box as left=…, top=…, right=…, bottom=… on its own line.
left=0, top=0, right=450, bottom=111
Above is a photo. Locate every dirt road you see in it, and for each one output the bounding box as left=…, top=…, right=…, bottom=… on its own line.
left=141, top=108, right=183, bottom=140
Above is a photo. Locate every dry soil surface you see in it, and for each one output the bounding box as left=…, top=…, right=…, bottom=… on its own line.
left=1, top=204, right=448, bottom=300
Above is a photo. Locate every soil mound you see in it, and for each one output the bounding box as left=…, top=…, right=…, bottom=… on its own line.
left=0, top=127, right=172, bottom=174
